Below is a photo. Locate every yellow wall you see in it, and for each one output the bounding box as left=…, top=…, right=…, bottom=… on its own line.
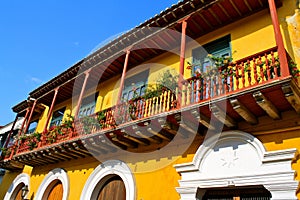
left=2, top=0, right=300, bottom=199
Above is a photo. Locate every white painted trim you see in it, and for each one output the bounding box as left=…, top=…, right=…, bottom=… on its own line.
left=80, top=160, right=136, bottom=200
left=4, top=173, right=30, bottom=200
left=174, top=131, right=299, bottom=200
left=35, top=168, right=69, bottom=200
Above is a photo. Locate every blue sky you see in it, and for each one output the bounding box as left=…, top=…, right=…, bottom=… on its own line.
left=0, top=0, right=179, bottom=126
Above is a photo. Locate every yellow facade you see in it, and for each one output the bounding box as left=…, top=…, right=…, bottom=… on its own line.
left=1, top=0, right=300, bottom=200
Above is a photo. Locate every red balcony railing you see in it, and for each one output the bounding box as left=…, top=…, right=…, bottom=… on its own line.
left=6, top=46, right=295, bottom=157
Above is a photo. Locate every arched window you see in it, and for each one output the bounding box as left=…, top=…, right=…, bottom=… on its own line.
left=80, top=160, right=135, bottom=200
left=96, top=175, right=126, bottom=200
left=4, top=173, right=30, bottom=200
left=42, top=179, right=63, bottom=200
left=36, top=168, right=69, bottom=200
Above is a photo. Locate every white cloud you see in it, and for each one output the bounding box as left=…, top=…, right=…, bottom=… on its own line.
left=30, top=77, right=43, bottom=84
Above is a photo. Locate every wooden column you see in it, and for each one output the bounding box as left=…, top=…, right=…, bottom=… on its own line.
left=23, top=99, right=37, bottom=134
left=43, top=87, right=59, bottom=132
left=268, top=0, right=289, bottom=77
left=178, top=18, right=188, bottom=107
left=18, top=108, right=30, bottom=136
left=117, top=49, right=130, bottom=105
left=3, top=114, right=19, bottom=148
left=74, top=69, right=91, bottom=119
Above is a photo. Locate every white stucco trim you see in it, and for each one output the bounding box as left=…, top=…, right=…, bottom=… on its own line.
left=4, top=173, right=30, bottom=200
left=80, top=160, right=136, bottom=200
left=174, top=130, right=299, bottom=200
left=35, top=168, right=69, bottom=200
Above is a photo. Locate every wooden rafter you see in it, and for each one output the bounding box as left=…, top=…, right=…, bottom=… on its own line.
left=191, top=109, right=215, bottom=130
left=230, top=98, right=258, bottom=124
left=282, top=83, right=300, bottom=114
left=253, top=91, right=280, bottom=120
left=211, top=104, right=237, bottom=128
left=122, top=129, right=150, bottom=146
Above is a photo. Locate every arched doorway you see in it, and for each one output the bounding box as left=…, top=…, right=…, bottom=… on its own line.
left=96, top=175, right=126, bottom=200
left=42, top=180, right=63, bottom=200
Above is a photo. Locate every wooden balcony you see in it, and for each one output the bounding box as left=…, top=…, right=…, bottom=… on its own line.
left=1, top=47, right=300, bottom=169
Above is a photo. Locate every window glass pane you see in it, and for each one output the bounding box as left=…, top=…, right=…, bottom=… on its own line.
left=122, top=70, right=149, bottom=102
left=50, top=107, right=66, bottom=127
left=79, top=92, right=98, bottom=118
left=27, top=121, right=38, bottom=134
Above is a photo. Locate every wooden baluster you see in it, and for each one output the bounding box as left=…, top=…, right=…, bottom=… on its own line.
left=253, top=58, right=258, bottom=84
left=241, top=63, right=245, bottom=88
left=229, top=69, right=233, bottom=92
left=236, top=65, right=240, bottom=90
left=271, top=51, right=278, bottom=78
left=167, top=90, right=171, bottom=110
left=144, top=100, right=149, bottom=118
left=203, top=78, right=207, bottom=100
left=213, top=73, right=217, bottom=97
left=224, top=71, right=228, bottom=93
left=188, top=83, right=192, bottom=105
left=218, top=68, right=223, bottom=95
left=258, top=56, right=264, bottom=82
left=164, top=90, right=168, bottom=112
left=153, top=98, right=156, bottom=115
left=207, top=77, right=211, bottom=98
left=265, top=53, right=271, bottom=80
left=247, top=60, right=251, bottom=86
left=197, top=79, right=201, bottom=102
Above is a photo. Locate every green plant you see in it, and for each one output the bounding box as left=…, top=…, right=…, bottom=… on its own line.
left=61, top=114, right=74, bottom=130
left=81, top=116, right=100, bottom=134
left=144, top=69, right=179, bottom=99
left=28, top=140, right=37, bottom=150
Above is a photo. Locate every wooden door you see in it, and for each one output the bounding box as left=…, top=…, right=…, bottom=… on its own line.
left=47, top=181, right=63, bottom=200
left=97, top=176, right=126, bottom=200
left=15, top=188, right=22, bottom=200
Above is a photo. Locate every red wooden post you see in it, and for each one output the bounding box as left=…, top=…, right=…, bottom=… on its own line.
left=268, top=0, right=289, bottom=77
left=19, top=108, right=30, bottom=136
left=178, top=18, right=188, bottom=107
left=3, top=114, right=19, bottom=148
left=74, top=69, right=91, bottom=119
left=23, top=99, right=37, bottom=134
left=117, top=49, right=130, bottom=105
left=43, top=87, right=59, bottom=132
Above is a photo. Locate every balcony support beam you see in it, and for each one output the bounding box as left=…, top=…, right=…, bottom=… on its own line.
left=43, top=87, right=60, bottom=133
left=230, top=99, right=258, bottom=125
left=268, top=0, right=289, bottom=77
left=253, top=91, right=281, bottom=119
left=117, top=49, right=131, bottom=105
left=178, top=18, right=189, bottom=107
left=282, top=83, right=300, bottom=114
left=74, top=69, right=91, bottom=119
left=23, top=99, right=37, bottom=134
left=211, top=104, right=237, bottom=128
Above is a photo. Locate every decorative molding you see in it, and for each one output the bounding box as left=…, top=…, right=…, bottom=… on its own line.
left=174, top=131, right=298, bottom=200
left=35, top=168, right=69, bottom=200
left=80, top=160, right=136, bottom=200
left=4, top=173, right=30, bottom=200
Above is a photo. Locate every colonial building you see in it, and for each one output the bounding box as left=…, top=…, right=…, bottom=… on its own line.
left=1, top=0, right=300, bottom=199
